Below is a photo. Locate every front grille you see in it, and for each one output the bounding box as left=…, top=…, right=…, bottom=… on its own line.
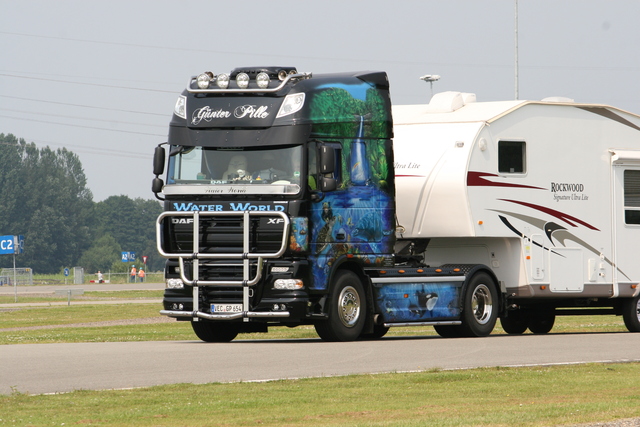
left=166, top=215, right=285, bottom=254
left=181, top=260, right=258, bottom=282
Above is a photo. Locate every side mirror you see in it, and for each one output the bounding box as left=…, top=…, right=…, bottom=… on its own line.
left=320, top=146, right=335, bottom=174
left=151, top=177, right=164, bottom=194
left=153, top=145, right=166, bottom=176
left=320, top=177, right=337, bottom=192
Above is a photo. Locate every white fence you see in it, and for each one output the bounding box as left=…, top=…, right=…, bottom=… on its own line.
left=0, top=268, right=33, bottom=286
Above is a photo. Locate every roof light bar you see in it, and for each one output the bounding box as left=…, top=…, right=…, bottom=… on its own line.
left=187, top=69, right=310, bottom=94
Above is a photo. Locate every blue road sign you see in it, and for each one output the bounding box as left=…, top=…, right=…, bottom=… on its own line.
left=121, top=251, right=136, bottom=262
left=0, top=235, right=22, bottom=255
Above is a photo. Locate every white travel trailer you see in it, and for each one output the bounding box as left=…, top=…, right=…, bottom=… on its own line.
left=393, top=91, right=640, bottom=334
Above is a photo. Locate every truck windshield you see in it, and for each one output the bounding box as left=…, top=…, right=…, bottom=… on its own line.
left=165, top=145, right=303, bottom=196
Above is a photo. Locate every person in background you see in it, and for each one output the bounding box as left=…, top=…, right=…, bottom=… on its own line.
left=130, top=265, right=137, bottom=283
left=97, top=271, right=104, bottom=283
left=138, top=268, right=145, bottom=283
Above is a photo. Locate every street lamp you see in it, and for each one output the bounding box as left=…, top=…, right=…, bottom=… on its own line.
left=419, top=74, right=441, bottom=98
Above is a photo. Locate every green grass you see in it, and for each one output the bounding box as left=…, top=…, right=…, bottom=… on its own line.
left=1, top=363, right=639, bottom=426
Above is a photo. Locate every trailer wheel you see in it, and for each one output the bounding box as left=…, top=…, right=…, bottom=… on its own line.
left=500, top=309, right=530, bottom=335
left=315, top=270, right=366, bottom=342
left=528, top=308, right=555, bottom=334
left=191, top=320, right=239, bottom=342
left=459, top=272, right=498, bottom=337
left=622, top=295, right=640, bottom=332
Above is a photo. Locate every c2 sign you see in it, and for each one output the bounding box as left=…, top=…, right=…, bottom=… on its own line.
left=0, top=235, right=16, bottom=255
left=0, top=235, right=23, bottom=255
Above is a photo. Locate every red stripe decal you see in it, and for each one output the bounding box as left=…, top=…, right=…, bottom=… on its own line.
left=467, top=171, right=545, bottom=190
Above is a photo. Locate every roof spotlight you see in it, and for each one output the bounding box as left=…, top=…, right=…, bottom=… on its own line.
left=278, top=70, right=288, bottom=81
left=216, top=73, right=230, bottom=89
left=236, top=72, right=249, bottom=89
left=196, top=71, right=214, bottom=89
left=256, top=72, right=270, bottom=89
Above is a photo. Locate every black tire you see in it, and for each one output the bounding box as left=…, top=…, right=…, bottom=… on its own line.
left=500, top=309, right=530, bottom=335
left=191, top=320, right=239, bottom=342
left=459, top=272, right=498, bottom=337
left=360, top=324, right=389, bottom=340
left=315, top=270, right=366, bottom=342
left=434, top=325, right=462, bottom=338
left=622, top=295, right=640, bottom=332
left=528, top=308, right=555, bottom=334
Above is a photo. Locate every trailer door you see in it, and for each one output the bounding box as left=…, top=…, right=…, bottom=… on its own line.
left=610, top=150, right=640, bottom=291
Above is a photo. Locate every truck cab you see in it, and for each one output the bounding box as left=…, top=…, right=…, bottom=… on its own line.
left=153, top=67, right=397, bottom=342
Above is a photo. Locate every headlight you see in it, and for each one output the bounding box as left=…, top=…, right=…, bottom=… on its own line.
left=236, top=72, right=250, bottom=89
left=276, top=93, right=305, bottom=118
left=174, top=95, right=186, bottom=119
left=216, top=73, right=230, bottom=89
left=256, top=72, right=270, bottom=89
left=274, top=279, right=303, bottom=290
left=166, top=278, right=184, bottom=289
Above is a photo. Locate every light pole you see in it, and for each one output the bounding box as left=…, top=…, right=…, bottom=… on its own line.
left=419, top=74, right=441, bottom=99
left=514, top=0, right=519, bottom=99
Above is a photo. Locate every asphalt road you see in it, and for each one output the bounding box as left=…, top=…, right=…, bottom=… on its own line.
left=2, top=332, right=640, bottom=395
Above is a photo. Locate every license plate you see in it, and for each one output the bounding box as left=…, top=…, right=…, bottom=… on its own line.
left=211, top=304, right=243, bottom=313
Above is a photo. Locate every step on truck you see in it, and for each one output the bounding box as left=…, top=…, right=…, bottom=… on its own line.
left=152, top=67, right=640, bottom=342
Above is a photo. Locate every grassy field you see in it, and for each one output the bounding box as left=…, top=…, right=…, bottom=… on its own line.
left=1, top=289, right=639, bottom=426
left=1, top=363, right=639, bottom=426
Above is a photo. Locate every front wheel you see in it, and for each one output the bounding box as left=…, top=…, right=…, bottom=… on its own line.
left=622, top=295, right=640, bottom=332
left=459, top=273, right=498, bottom=337
left=191, top=320, right=239, bottom=342
left=315, top=270, right=366, bottom=342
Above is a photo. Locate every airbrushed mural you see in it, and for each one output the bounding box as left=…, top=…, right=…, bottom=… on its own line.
left=306, top=82, right=395, bottom=290
left=373, top=282, right=462, bottom=323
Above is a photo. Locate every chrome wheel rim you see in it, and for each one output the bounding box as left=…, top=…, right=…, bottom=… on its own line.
left=338, top=286, right=361, bottom=328
left=471, top=284, right=493, bottom=325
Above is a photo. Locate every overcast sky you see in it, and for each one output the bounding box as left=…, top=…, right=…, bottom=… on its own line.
left=2, top=0, right=639, bottom=202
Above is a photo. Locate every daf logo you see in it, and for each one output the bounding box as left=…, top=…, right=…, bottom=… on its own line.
left=267, top=218, right=285, bottom=224
left=172, top=218, right=194, bottom=224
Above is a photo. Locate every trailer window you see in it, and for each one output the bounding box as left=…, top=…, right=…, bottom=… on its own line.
left=498, top=141, right=526, bottom=174
left=624, top=170, right=640, bottom=224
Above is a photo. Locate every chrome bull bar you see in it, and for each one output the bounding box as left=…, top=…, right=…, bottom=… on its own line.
left=156, top=210, right=290, bottom=321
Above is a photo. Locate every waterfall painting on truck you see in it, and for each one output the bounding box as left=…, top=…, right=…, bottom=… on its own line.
left=306, top=81, right=395, bottom=290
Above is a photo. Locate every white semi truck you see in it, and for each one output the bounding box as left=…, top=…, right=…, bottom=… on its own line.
left=152, top=68, right=640, bottom=341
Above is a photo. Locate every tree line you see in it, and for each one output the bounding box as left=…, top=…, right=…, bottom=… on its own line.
left=0, top=133, right=163, bottom=274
